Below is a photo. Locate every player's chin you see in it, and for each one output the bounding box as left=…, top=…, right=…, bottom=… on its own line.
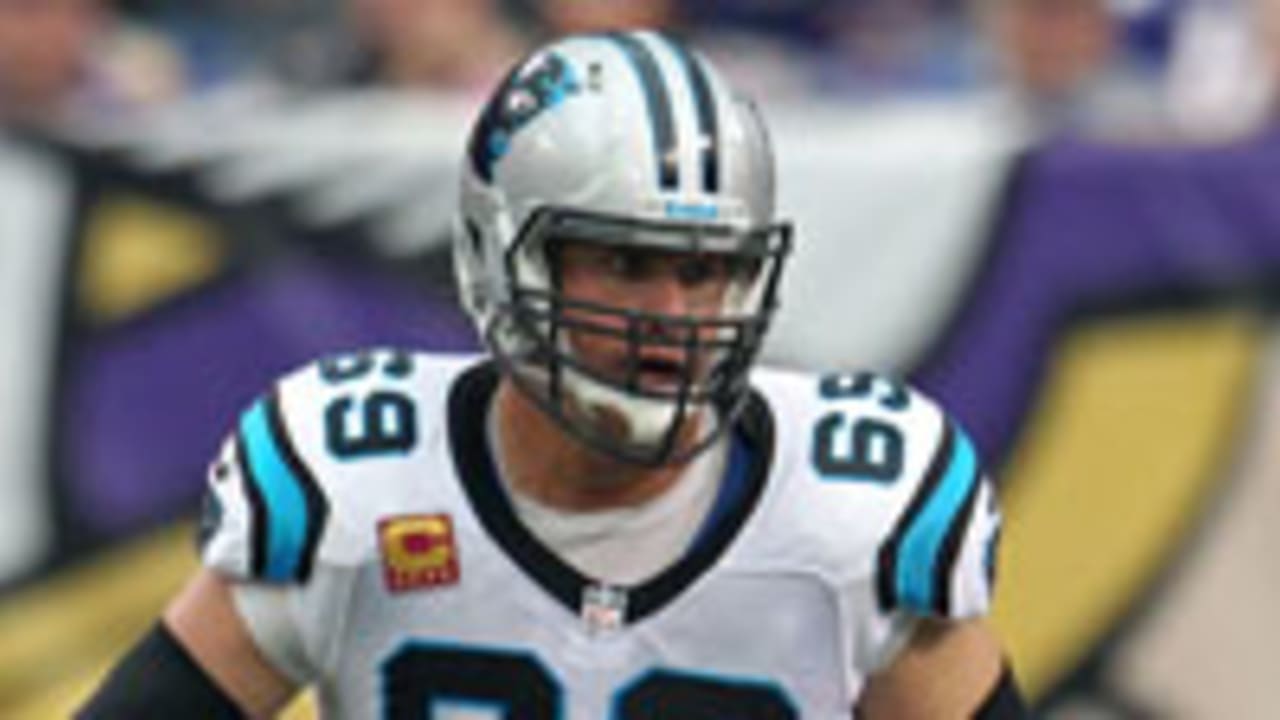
left=575, top=397, right=708, bottom=461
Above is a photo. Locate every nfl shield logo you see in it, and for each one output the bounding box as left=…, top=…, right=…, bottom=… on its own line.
left=581, top=583, right=628, bottom=634
left=379, top=514, right=460, bottom=593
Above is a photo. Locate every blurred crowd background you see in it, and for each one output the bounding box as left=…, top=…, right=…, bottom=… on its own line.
left=3, top=0, right=1280, bottom=140
left=4, top=0, right=1280, bottom=718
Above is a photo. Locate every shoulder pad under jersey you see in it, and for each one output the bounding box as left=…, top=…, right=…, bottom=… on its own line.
left=199, top=348, right=476, bottom=583
left=751, top=367, right=1002, bottom=620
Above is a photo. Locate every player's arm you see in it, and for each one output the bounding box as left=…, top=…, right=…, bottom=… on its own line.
left=165, top=568, right=299, bottom=714
left=82, top=380, right=334, bottom=717
left=837, top=380, right=1025, bottom=718
left=857, top=618, right=1026, bottom=719
left=78, top=568, right=297, bottom=718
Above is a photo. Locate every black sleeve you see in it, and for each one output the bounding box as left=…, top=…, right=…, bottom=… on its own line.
left=77, top=622, right=246, bottom=719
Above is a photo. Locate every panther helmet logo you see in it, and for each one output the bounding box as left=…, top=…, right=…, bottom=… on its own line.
left=467, top=51, right=582, bottom=182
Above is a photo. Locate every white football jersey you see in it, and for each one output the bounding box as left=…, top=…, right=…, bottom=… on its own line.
left=199, top=349, right=1001, bottom=719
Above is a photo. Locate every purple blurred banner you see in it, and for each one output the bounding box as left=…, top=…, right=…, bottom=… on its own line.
left=916, top=126, right=1280, bottom=460
left=65, top=249, right=476, bottom=538
left=48, top=123, right=1280, bottom=557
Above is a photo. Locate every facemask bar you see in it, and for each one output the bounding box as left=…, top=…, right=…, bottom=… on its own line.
left=487, top=206, right=791, bottom=465
left=510, top=206, right=789, bottom=399
left=512, top=292, right=765, bottom=399
left=488, top=315, right=707, bottom=465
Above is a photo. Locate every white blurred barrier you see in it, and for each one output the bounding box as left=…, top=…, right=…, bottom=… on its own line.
left=0, top=138, right=73, bottom=582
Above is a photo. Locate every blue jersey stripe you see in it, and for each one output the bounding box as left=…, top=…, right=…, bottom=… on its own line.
left=689, top=430, right=752, bottom=553
left=239, top=399, right=310, bottom=582
left=895, top=421, right=979, bottom=612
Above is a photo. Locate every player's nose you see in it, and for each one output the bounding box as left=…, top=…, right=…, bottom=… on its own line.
left=639, top=271, right=696, bottom=317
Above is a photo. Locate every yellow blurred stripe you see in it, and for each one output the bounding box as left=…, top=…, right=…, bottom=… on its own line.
left=0, top=523, right=316, bottom=718
left=78, top=194, right=226, bottom=325
left=993, top=310, right=1261, bottom=697
left=0, top=523, right=196, bottom=715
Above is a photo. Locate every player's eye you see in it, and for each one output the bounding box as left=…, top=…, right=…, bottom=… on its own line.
left=675, top=255, right=718, bottom=287
left=675, top=254, right=760, bottom=288
left=603, top=247, right=658, bottom=281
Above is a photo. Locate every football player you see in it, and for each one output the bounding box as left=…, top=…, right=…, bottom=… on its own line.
left=80, top=30, right=1027, bottom=719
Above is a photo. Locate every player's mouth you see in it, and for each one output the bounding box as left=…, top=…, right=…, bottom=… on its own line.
left=632, top=355, right=694, bottom=390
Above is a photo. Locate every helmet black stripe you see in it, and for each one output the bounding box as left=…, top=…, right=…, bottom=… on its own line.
left=607, top=32, right=679, bottom=191
left=664, top=37, right=720, bottom=194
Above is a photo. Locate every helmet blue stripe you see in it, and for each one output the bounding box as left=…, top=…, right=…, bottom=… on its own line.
left=607, top=32, right=679, bottom=191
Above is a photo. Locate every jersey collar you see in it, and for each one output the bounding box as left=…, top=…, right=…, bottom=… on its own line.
left=446, top=360, right=776, bottom=625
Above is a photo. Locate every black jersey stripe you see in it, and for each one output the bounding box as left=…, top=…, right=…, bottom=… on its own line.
left=265, top=390, right=330, bottom=583
left=664, top=36, right=720, bottom=193
left=931, top=465, right=984, bottom=616
left=232, top=431, right=269, bottom=579
left=875, top=421, right=956, bottom=613
left=607, top=32, right=679, bottom=191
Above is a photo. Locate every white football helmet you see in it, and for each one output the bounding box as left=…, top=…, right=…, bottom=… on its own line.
left=454, top=30, right=791, bottom=465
